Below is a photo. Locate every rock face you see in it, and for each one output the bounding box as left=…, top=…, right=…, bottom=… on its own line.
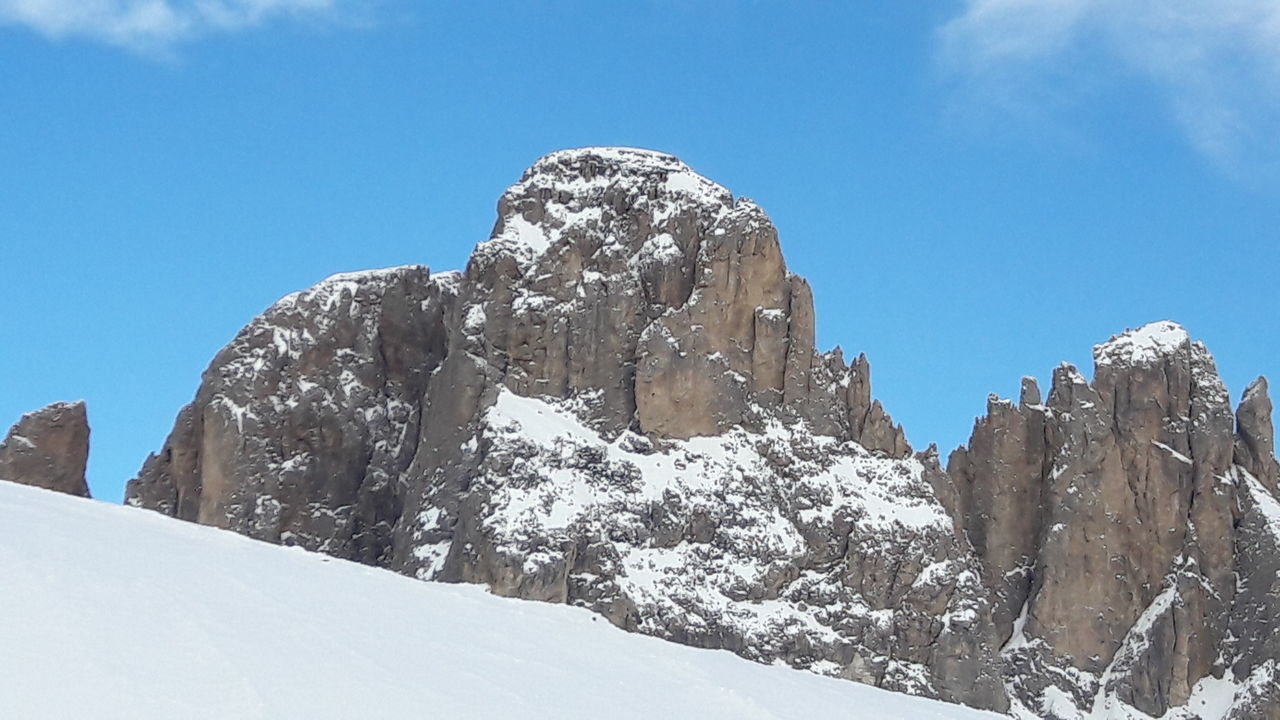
left=128, top=266, right=454, bottom=565
left=1235, top=377, right=1279, bottom=495
left=950, top=321, right=1280, bottom=719
left=0, top=401, right=91, bottom=498
left=124, top=149, right=1279, bottom=718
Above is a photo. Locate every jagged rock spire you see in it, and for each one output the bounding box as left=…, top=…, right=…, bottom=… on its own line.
left=1236, top=376, right=1279, bottom=494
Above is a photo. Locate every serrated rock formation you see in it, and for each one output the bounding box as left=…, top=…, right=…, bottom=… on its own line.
left=950, top=321, right=1280, bottom=719
left=0, top=401, right=91, bottom=498
left=123, top=149, right=1279, bottom=718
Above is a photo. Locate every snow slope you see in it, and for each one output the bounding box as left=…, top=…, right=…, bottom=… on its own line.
left=0, top=481, right=1003, bottom=720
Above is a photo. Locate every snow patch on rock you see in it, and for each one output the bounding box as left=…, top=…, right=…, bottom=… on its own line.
left=1093, top=321, right=1191, bottom=367
left=428, top=388, right=989, bottom=697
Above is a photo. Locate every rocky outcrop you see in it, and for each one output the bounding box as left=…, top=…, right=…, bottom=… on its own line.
left=947, top=380, right=1047, bottom=635
left=0, top=401, right=91, bottom=498
left=951, top=321, right=1280, bottom=719
left=128, top=266, right=455, bottom=565
left=124, top=149, right=1279, bottom=718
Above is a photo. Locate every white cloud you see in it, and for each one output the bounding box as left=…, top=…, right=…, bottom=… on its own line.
left=0, top=0, right=352, bottom=51
left=939, top=0, right=1280, bottom=170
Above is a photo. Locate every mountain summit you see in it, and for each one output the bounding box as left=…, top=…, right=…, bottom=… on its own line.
left=5, top=148, right=1270, bottom=719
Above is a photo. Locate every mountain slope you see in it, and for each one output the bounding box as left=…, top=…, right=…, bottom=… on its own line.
left=0, top=481, right=1002, bottom=720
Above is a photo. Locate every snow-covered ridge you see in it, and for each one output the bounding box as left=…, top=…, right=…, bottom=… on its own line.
left=1242, top=468, right=1280, bottom=543
left=483, top=389, right=949, bottom=535
left=0, top=481, right=1003, bottom=720
left=1093, top=320, right=1192, bottom=367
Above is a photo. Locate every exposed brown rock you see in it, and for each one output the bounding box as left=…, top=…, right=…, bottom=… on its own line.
left=954, top=321, right=1278, bottom=718
left=128, top=266, right=454, bottom=565
left=846, top=353, right=911, bottom=458
left=123, top=150, right=1280, bottom=718
left=947, top=386, right=1047, bottom=636
left=1235, top=376, right=1279, bottom=494
left=0, top=401, right=91, bottom=498
left=127, top=147, right=988, bottom=710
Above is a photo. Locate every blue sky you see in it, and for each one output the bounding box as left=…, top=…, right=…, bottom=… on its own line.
left=2, top=1, right=1278, bottom=502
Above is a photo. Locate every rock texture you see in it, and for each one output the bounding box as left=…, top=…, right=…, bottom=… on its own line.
left=124, top=149, right=1279, bottom=719
left=0, top=401, right=91, bottom=498
left=950, top=321, right=1280, bottom=719
left=1235, top=377, right=1279, bottom=495
left=128, top=266, right=454, bottom=565
left=127, top=148, right=1009, bottom=711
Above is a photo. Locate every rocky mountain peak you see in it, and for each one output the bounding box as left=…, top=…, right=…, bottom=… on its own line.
left=0, top=400, right=91, bottom=498
left=1018, top=376, right=1042, bottom=407
left=128, top=265, right=454, bottom=563
left=122, top=150, right=1279, bottom=719
left=515, top=146, right=732, bottom=208
left=128, top=148, right=1001, bottom=709
left=474, top=146, right=732, bottom=275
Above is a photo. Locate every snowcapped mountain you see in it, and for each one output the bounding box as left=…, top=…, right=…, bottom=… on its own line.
left=0, top=480, right=1004, bottom=720
left=4, top=147, right=1277, bottom=719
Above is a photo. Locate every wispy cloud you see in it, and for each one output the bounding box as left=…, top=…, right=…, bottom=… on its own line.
left=0, top=0, right=357, bottom=52
left=938, top=0, right=1280, bottom=172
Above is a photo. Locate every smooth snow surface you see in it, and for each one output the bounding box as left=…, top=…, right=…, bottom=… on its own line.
left=0, top=481, right=1003, bottom=720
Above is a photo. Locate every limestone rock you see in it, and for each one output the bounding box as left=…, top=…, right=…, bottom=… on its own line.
left=128, top=148, right=990, bottom=711
left=127, top=265, right=455, bottom=565
left=847, top=353, right=912, bottom=458
left=953, top=321, right=1279, bottom=718
left=435, top=388, right=1008, bottom=710
left=0, top=401, right=91, bottom=498
left=1235, top=376, right=1279, bottom=494
left=124, top=149, right=1280, bottom=718
left=947, top=388, right=1046, bottom=637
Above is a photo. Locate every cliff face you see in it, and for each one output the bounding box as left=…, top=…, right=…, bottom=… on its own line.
left=950, top=322, right=1280, bottom=719
left=128, top=265, right=454, bottom=565
left=124, top=148, right=1278, bottom=718
left=0, top=401, right=90, bottom=498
